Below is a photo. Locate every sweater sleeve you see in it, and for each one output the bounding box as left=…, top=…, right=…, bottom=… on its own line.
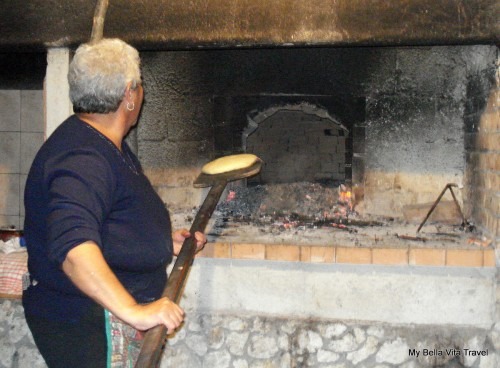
left=44, top=148, right=116, bottom=266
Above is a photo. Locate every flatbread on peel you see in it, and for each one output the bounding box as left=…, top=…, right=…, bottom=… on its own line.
left=201, top=154, right=260, bottom=175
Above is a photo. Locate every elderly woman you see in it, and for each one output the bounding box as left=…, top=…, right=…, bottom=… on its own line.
left=22, top=38, right=206, bottom=368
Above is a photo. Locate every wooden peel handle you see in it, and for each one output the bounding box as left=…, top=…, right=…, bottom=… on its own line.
left=90, top=0, right=109, bottom=43
left=134, top=181, right=227, bottom=368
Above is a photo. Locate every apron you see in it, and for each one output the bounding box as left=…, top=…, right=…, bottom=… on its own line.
left=105, top=311, right=144, bottom=368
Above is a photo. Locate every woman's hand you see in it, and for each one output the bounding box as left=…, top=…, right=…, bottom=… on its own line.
left=172, top=229, right=207, bottom=256
left=62, top=241, right=184, bottom=333
left=124, top=297, right=184, bottom=333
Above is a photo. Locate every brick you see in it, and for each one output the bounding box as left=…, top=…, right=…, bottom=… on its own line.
left=197, top=242, right=230, bottom=259
left=372, top=248, right=408, bottom=265
left=476, top=132, right=500, bottom=151
left=409, top=248, right=446, bottom=266
left=477, top=154, right=488, bottom=171
left=478, top=153, right=500, bottom=171
left=491, top=153, right=500, bottom=171
left=266, top=244, right=300, bottom=262
left=483, top=249, right=496, bottom=267
left=486, top=172, right=500, bottom=192
left=300, top=246, right=311, bottom=262
left=144, top=167, right=199, bottom=187
left=486, top=88, right=499, bottom=109
left=479, top=109, right=500, bottom=132
left=475, top=209, right=488, bottom=229
left=477, top=133, right=486, bottom=150
left=446, top=249, right=484, bottom=267
left=309, top=246, right=335, bottom=263
left=488, top=133, right=500, bottom=150
left=468, top=152, right=480, bottom=170
left=232, top=243, right=265, bottom=260
left=484, top=211, right=500, bottom=236
left=336, top=247, right=371, bottom=264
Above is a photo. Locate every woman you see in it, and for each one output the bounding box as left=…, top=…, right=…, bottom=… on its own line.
left=23, top=38, right=206, bottom=367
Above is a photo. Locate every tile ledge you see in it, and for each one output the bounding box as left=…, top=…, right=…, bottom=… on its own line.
left=197, top=242, right=496, bottom=268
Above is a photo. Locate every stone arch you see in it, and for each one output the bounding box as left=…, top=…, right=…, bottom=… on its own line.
left=244, top=103, right=349, bottom=184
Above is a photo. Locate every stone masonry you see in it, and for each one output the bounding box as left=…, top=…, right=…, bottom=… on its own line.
left=2, top=299, right=498, bottom=368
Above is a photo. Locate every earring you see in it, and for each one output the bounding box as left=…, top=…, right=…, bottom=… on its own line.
left=126, top=102, right=135, bottom=111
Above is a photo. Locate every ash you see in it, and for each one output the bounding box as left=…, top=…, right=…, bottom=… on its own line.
left=170, top=182, right=478, bottom=249
left=214, top=182, right=375, bottom=231
left=217, top=182, right=343, bottom=217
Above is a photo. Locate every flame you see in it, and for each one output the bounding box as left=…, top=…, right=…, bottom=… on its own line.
left=338, top=184, right=354, bottom=211
left=339, top=190, right=352, bottom=203
left=226, top=190, right=236, bottom=202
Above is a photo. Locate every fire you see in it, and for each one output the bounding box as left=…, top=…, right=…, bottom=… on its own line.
left=226, top=190, right=236, bottom=202
left=338, top=184, right=353, bottom=211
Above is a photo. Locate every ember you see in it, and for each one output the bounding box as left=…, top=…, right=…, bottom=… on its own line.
left=169, top=180, right=477, bottom=250
left=173, top=179, right=477, bottom=251
left=338, top=184, right=353, bottom=211
left=214, top=182, right=374, bottom=232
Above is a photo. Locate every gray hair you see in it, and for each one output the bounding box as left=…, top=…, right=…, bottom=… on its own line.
left=68, top=38, right=142, bottom=114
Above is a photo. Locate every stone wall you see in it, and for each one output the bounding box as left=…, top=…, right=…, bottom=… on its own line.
left=1, top=299, right=498, bottom=368
left=162, top=314, right=498, bottom=368
left=0, top=300, right=45, bottom=368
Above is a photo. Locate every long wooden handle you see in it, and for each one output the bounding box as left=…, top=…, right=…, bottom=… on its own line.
left=134, top=181, right=227, bottom=368
left=90, top=0, right=109, bottom=43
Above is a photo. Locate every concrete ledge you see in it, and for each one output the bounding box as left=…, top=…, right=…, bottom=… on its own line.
left=180, top=258, right=497, bottom=328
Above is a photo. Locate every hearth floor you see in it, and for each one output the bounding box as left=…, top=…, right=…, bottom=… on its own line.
left=170, top=211, right=490, bottom=251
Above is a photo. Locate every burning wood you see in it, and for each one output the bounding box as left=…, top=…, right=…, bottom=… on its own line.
left=338, top=184, right=353, bottom=211
left=215, top=182, right=378, bottom=233
left=193, top=181, right=480, bottom=250
left=467, top=236, right=493, bottom=248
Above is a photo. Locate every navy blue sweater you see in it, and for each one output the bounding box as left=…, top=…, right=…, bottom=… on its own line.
left=23, top=115, right=173, bottom=323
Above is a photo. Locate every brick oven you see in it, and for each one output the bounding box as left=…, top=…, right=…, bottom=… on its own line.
left=0, top=1, right=499, bottom=367
left=138, top=46, right=498, bottom=252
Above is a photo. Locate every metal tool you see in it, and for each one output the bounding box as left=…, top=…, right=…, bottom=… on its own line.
left=416, top=183, right=467, bottom=233
left=135, top=159, right=261, bottom=368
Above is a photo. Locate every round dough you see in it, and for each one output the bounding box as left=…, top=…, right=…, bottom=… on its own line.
left=201, top=154, right=260, bottom=175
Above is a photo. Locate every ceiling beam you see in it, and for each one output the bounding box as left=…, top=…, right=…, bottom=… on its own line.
left=1, top=0, right=498, bottom=51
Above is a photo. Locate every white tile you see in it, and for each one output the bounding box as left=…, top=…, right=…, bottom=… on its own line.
left=19, top=174, right=27, bottom=217
left=0, top=132, right=20, bottom=173
left=0, top=174, right=20, bottom=216
left=20, top=132, right=43, bottom=174
left=0, top=215, right=21, bottom=229
left=21, top=90, right=44, bottom=132
left=0, top=90, right=21, bottom=131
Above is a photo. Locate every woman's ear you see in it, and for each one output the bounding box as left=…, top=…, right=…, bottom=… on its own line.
left=125, top=81, right=134, bottom=101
